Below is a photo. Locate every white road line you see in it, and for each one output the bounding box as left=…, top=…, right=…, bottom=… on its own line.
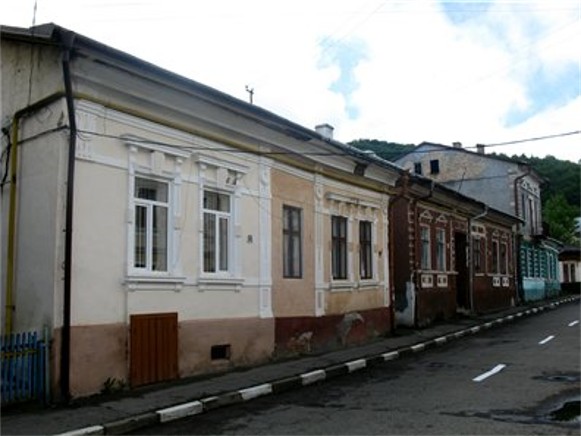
left=568, top=320, right=579, bottom=327
left=538, top=335, right=555, bottom=345
left=473, top=364, right=506, bottom=382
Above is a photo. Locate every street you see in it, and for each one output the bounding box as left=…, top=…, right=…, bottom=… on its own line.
left=133, top=302, right=580, bottom=435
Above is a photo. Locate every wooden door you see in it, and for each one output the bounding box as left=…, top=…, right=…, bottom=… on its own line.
left=130, top=313, right=178, bottom=387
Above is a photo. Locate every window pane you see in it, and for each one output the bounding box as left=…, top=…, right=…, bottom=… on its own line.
left=283, top=206, right=302, bottom=278
left=135, top=177, right=168, bottom=202
left=436, top=229, right=445, bottom=271
left=360, top=221, right=372, bottom=279
left=204, top=213, right=216, bottom=272
left=500, top=243, right=507, bottom=275
left=421, top=227, right=430, bottom=270
left=332, top=216, right=347, bottom=279
left=152, top=205, right=168, bottom=271
left=204, top=191, right=230, bottom=212
left=134, top=205, right=147, bottom=268
left=219, top=217, right=229, bottom=271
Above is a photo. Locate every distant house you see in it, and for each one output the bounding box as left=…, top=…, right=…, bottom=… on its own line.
left=390, top=173, right=520, bottom=327
left=395, top=142, right=561, bottom=302
left=559, top=246, right=580, bottom=294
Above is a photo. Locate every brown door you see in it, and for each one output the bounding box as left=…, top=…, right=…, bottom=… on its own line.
left=130, top=313, right=178, bottom=387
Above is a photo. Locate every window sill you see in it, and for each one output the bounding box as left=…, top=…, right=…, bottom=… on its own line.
left=125, top=275, right=186, bottom=291
left=358, top=280, right=379, bottom=289
left=197, top=276, right=244, bottom=292
left=330, top=280, right=355, bottom=291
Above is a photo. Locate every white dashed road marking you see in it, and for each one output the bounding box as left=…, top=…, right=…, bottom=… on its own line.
left=538, top=335, right=555, bottom=345
left=568, top=320, right=579, bottom=327
left=473, top=364, right=507, bottom=382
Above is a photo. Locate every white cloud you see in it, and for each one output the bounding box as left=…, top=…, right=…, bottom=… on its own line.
left=2, top=0, right=579, bottom=162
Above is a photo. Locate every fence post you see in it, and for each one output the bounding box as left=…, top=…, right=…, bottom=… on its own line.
left=43, top=326, right=50, bottom=404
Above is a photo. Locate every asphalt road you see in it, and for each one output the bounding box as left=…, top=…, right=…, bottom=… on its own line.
left=134, top=301, right=580, bottom=435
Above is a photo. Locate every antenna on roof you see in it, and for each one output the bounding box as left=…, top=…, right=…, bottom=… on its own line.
left=32, top=0, right=38, bottom=27
left=245, top=85, right=254, bottom=104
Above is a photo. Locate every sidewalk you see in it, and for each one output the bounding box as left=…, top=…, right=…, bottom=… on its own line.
left=2, top=296, right=578, bottom=436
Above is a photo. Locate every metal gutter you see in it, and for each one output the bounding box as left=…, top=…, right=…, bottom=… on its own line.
left=2, top=93, right=65, bottom=335
left=59, top=28, right=77, bottom=403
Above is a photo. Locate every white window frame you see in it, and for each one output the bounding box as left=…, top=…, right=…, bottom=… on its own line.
left=202, top=189, right=233, bottom=276
left=133, top=177, right=170, bottom=273
left=125, top=141, right=189, bottom=288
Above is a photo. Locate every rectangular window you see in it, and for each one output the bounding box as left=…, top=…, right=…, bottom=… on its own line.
left=492, top=240, right=499, bottom=274
left=436, top=228, right=446, bottom=271
left=473, top=237, right=483, bottom=274
left=332, top=216, right=348, bottom=280
left=565, top=263, right=576, bottom=283
left=359, top=221, right=373, bottom=279
left=500, top=242, right=508, bottom=275
left=283, top=206, right=302, bottom=278
left=203, top=190, right=231, bottom=273
left=414, top=162, right=422, bottom=175
left=430, top=159, right=440, bottom=174
left=420, top=226, right=431, bottom=270
left=134, top=177, right=169, bottom=272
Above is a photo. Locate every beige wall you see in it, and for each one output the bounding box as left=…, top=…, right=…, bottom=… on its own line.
left=271, top=167, right=316, bottom=317
left=271, top=164, right=390, bottom=319
left=321, top=183, right=389, bottom=314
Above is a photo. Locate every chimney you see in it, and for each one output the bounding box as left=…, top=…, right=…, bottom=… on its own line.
left=315, top=123, right=334, bottom=140
left=476, top=144, right=485, bottom=154
left=452, top=142, right=462, bottom=148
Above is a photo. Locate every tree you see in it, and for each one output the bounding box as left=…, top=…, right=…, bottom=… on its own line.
left=543, top=193, right=579, bottom=244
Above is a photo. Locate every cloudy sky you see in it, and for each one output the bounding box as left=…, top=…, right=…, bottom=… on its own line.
left=3, top=0, right=580, bottom=162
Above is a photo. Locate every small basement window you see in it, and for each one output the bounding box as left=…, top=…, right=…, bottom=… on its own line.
left=211, top=344, right=231, bottom=360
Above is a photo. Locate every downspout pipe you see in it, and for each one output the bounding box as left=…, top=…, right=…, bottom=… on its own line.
left=60, top=29, right=77, bottom=403
left=468, top=206, right=489, bottom=313
left=388, top=171, right=410, bottom=331
left=3, top=93, right=65, bottom=335
left=3, top=119, right=21, bottom=335
left=513, top=166, right=531, bottom=304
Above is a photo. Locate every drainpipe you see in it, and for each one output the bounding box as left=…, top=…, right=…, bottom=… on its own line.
left=412, top=179, right=436, bottom=323
left=468, top=206, right=489, bottom=312
left=60, top=29, right=77, bottom=403
left=3, top=93, right=64, bottom=335
left=513, top=167, right=531, bottom=304
left=3, top=118, right=21, bottom=335
left=388, top=172, right=409, bottom=330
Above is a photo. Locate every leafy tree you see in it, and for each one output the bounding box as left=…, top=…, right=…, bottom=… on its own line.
left=543, top=193, right=579, bottom=244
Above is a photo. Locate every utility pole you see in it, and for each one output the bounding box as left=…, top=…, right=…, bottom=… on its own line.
left=245, top=85, right=254, bottom=104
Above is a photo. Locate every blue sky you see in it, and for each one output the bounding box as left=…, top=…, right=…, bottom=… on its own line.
left=2, top=0, right=580, bottom=162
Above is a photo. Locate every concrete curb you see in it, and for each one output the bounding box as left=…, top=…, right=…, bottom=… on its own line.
left=55, top=296, right=579, bottom=436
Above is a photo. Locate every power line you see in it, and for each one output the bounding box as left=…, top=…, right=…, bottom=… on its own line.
left=74, top=127, right=580, bottom=159
left=482, top=130, right=581, bottom=148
